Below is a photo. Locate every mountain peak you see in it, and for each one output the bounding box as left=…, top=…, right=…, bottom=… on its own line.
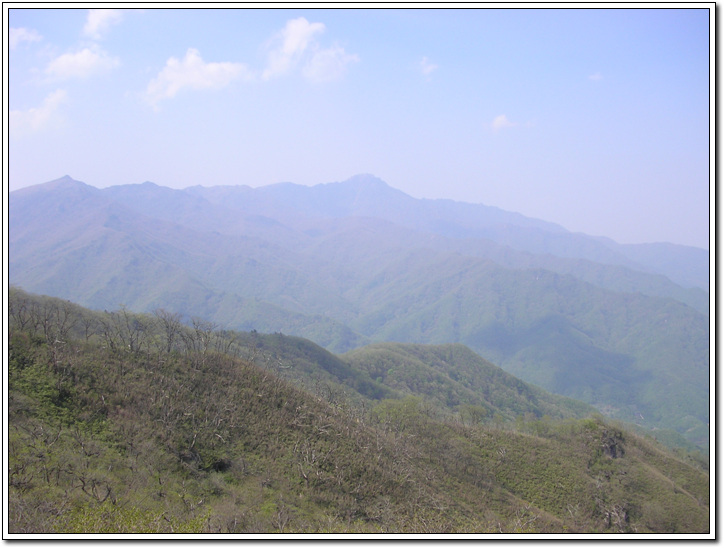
left=343, top=173, right=390, bottom=187
left=336, top=174, right=408, bottom=196
left=321, top=174, right=412, bottom=201
left=48, top=175, right=86, bottom=187
left=11, top=175, right=97, bottom=198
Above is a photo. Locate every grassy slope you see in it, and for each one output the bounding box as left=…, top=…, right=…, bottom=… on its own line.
left=343, top=342, right=594, bottom=421
left=7, top=291, right=710, bottom=535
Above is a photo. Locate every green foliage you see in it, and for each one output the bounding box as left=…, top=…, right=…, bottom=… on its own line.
left=55, top=506, right=210, bottom=534
left=6, top=290, right=710, bottom=536
left=370, top=396, right=427, bottom=433
left=345, top=342, right=596, bottom=423
left=459, top=404, right=488, bottom=426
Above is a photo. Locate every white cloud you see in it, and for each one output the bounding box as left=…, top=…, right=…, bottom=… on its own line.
left=263, top=17, right=326, bottom=80
left=9, top=27, right=42, bottom=49
left=491, top=114, right=516, bottom=131
left=419, top=56, right=438, bottom=77
left=83, top=9, right=124, bottom=39
left=262, top=17, right=357, bottom=83
left=143, top=18, right=356, bottom=106
left=145, top=48, right=253, bottom=107
left=45, top=47, right=120, bottom=80
left=589, top=72, right=603, bottom=81
left=303, top=45, right=359, bottom=83
left=10, top=89, right=68, bottom=137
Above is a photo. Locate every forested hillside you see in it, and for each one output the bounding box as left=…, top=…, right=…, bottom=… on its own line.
left=8, top=175, right=710, bottom=448
left=7, top=290, right=710, bottom=535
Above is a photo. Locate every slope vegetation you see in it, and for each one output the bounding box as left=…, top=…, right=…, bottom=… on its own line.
left=7, top=291, right=710, bottom=535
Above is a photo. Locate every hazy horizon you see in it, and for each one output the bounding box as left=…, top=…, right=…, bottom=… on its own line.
left=8, top=7, right=712, bottom=249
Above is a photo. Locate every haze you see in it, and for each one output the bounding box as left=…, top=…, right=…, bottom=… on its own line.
left=7, top=7, right=711, bottom=249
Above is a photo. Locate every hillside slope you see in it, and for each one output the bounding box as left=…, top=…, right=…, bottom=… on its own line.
left=7, top=291, right=710, bottom=535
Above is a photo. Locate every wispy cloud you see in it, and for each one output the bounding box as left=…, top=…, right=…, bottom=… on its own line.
left=589, top=72, right=603, bottom=81
left=83, top=9, right=124, bottom=40
left=145, top=48, right=254, bottom=107
left=263, top=17, right=358, bottom=82
left=263, top=17, right=326, bottom=80
left=45, top=46, right=120, bottom=80
left=10, top=89, right=68, bottom=138
left=491, top=114, right=516, bottom=131
left=419, top=56, right=438, bottom=78
left=9, top=27, right=42, bottom=49
left=303, top=45, right=359, bottom=83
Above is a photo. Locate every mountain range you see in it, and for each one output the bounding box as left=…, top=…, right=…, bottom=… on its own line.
left=8, top=174, right=710, bottom=448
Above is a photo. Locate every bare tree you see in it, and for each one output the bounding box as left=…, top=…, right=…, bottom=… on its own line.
left=8, top=289, right=34, bottom=333
left=154, top=309, right=183, bottom=354
left=32, top=300, right=79, bottom=371
left=181, top=317, right=217, bottom=368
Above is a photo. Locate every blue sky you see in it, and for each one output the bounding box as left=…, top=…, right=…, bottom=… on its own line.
left=7, top=7, right=711, bottom=248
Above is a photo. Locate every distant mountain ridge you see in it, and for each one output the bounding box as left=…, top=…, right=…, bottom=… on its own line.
left=8, top=174, right=710, bottom=447
left=195, top=173, right=567, bottom=231
left=184, top=174, right=707, bottom=290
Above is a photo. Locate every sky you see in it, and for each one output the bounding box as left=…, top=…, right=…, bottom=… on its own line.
left=6, top=7, right=712, bottom=249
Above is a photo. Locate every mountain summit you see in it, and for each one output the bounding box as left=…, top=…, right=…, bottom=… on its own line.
left=11, top=175, right=97, bottom=197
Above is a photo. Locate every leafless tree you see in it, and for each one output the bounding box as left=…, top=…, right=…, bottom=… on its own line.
left=154, top=309, right=183, bottom=353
